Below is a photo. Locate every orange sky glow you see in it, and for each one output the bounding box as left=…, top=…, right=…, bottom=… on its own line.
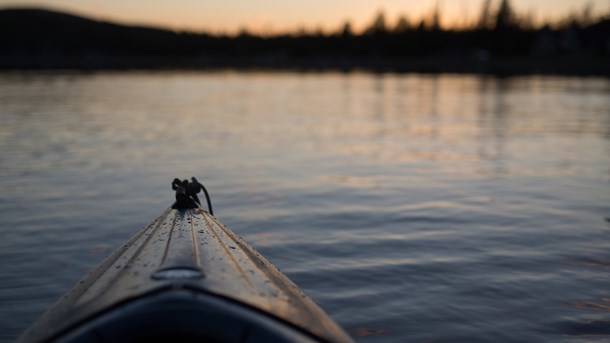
left=1, top=0, right=608, bottom=34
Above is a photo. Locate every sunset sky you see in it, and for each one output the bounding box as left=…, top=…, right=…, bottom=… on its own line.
left=1, top=0, right=608, bottom=34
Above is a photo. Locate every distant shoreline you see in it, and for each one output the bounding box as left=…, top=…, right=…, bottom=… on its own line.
left=2, top=8, right=609, bottom=77
left=1, top=56, right=609, bottom=76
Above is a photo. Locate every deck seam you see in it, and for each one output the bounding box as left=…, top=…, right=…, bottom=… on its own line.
left=77, top=208, right=174, bottom=304
left=189, top=210, right=201, bottom=268
left=199, top=209, right=254, bottom=288
left=160, top=210, right=179, bottom=266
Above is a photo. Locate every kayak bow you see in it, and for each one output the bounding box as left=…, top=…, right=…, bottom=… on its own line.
left=18, top=181, right=353, bottom=343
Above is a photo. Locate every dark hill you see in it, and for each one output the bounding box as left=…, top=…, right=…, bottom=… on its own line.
left=0, top=8, right=212, bottom=56
left=0, top=8, right=226, bottom=68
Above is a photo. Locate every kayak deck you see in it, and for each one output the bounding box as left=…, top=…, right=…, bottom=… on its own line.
left=19, top=208, right=353, bottom=343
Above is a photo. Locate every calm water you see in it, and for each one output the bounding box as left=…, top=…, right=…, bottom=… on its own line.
left=0, top=71, right=609, bottom=342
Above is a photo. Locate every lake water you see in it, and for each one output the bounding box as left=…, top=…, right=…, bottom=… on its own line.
left=0, top=71, right=609, bottom=342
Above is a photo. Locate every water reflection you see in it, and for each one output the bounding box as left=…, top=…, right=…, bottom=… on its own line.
left=572, top=299, right=610, bottom=311
left=477, top=76, right=511, bottom=176
left=559, top=297, right=610, bottom=337
left=328, top=74, right=610, bottom=179
left=560, top=320, right=610, bottom=337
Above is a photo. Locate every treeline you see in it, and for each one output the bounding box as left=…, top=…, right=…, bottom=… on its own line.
left=0, top=0, right=609, bottom=73
left=343, top=0, right=602, bottom=35
left=234, top=0, right=609, bottom=58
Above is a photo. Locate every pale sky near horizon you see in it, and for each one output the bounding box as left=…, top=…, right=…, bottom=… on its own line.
left=1, top=0, right=608, bottom=34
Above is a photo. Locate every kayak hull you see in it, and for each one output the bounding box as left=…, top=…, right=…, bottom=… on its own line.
left=18, top=208, right=353, bottom=343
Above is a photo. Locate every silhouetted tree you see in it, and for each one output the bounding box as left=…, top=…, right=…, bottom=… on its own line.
left=340, top=20, right=353, bottom=37
left=417, top=19, right=427, bottom=32
left=478, top=0, right=494, bottom=30
left=558, top=2, right=596, bottom=28
left=580, top=2, right=594, bottom=26
left=518, top=10, right=536, bottom=30
left=495, top=0, right=516, bottom=31
left=430, top=3, right=442, bottom=31
left=237, top=27, right=252, bottom=38
left=366, top=10, right=388, bottom=35
left=394, top=16, right=410, bottom=33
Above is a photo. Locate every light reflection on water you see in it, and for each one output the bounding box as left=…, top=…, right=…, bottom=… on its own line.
left=0, top=71, right=609, bottom=342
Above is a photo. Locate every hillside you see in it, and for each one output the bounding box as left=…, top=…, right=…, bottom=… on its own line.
left=0, top=8, right=219, bottom=67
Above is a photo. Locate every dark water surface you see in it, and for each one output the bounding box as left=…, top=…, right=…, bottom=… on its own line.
left=0, top=71, right=609, bottom=342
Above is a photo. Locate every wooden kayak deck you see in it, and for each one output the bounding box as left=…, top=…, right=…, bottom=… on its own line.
left=19, top=208, right=353, bottom=343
